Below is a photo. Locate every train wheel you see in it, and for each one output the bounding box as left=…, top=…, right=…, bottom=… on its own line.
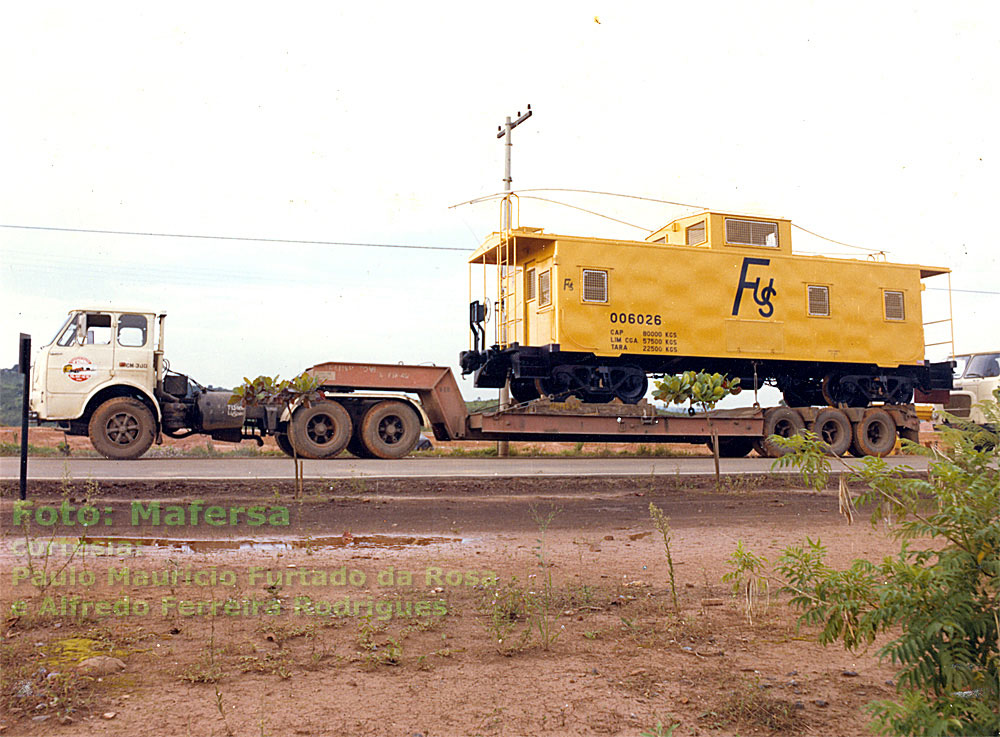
left=536, top=365, right=604, bottom=403
left=851, top=408, right=897, bottom=457
left=761, top=407, right=805, bottom=457
left=88, top=397, right=156, bottom=460
left=358, top=400, right=421, bottom=459
left=274, top=431, right=295, bottom=458
left=821, top=374, right=866, bottom=407
left=707, top=436, right=755, bottom=458
left=510, top=378, right=541, bottom=404
left=289, top=401, right=352, bottom=459
left=609, top=366, right=648, bottom=404
left=813, top=408, right=852, bottom=456
left=779, top=378, right=824, bottom=407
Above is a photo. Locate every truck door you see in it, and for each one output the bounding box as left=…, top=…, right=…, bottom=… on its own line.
left=114, top=313, right=155, bottom=392
left=45, top=312, right=116, bottom=418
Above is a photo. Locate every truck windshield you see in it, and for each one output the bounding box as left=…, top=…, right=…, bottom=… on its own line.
left=965, top=353, right=1000, bottom=378
left=54, top=314, right=81, bottom=347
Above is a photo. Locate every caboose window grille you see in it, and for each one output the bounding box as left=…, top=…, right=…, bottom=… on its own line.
left=725, top=218, right=779, bottom=247
left=807, top=285, right=830, bottom=316
left=538, top=270, right=551, bottom=307
left=685, top=221, right=706, bottom=246
left=525, top=268, right=536, bottom=301
left=884, top=290, right=905, bottom=321
left=582, top=269, right=608, bottom=303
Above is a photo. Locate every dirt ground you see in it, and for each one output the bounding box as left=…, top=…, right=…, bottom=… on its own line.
left=1, top=475, right=912, bottom=736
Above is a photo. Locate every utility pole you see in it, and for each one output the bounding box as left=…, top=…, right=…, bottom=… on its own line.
left=496, top=104, right=532, bottom=458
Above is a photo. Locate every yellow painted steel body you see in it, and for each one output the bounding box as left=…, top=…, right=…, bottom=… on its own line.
left=468, top=211, right=948, bottom=369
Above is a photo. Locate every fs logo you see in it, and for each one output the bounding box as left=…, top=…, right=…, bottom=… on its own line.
left=732, top=257, right=777, bottom=318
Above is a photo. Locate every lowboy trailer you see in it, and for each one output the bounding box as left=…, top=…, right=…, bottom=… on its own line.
left=306, top=361, right=921, bottom=459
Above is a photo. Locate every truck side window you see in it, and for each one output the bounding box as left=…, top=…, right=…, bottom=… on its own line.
left=118, top=314, right=148, bottom=347
left=56, top=315, right=81, bottom=347
left=85, top=313, right=112, bottom=345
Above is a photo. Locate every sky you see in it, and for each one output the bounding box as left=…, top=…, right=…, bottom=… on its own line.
left=2, top=2, right=997, bottom=402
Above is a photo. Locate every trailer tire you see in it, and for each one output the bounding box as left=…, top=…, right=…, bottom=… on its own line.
left=88, top=397, right=155, bottom=460
left=347, top=435, right=376, bottom=459
left=706, top=436, right=755, bottom=458
left=289, top=401, right=352, bottom=459
left=761, top=407, right=805, bottom=458
left=275, top=431, right=295, bottom=458
left=851, top=408, right=897, bottom=457
left=813, top=408, right=852, bottom=457
left=358, top=400, right=421, bottom=459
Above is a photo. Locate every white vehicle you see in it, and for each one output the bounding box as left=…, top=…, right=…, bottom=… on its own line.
left=936, top=351, right=999, bottom=427
left=29, top=308, right=424, bottom=461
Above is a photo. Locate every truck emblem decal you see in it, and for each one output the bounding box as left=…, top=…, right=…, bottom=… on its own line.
left=64, top=357, right=95, bottom=382
left=732, top=257, right=777, bottom=318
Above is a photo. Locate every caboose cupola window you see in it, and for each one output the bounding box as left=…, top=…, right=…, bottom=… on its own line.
left=725, top=218, right=779, bottom=247
left=685, top=221, right=706, bottom=246
left=582, top=269, right=609, bottom=303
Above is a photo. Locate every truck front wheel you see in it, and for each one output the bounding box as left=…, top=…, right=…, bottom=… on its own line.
left=88, top=397, right=156, bottom=460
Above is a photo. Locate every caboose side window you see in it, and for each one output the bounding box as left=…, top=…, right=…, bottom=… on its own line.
left=807, top=285, right=830, bottom=316
left=725, top=218, right=779, bottom=247
left=685, top=221, right=706, bottom=246
left=525, top=268, right=536, bottom=301
left=582, top=269, right=608, bottom=303
left=883, top=290, right=905, bottom=321
left=538, top=270, right=551, bottom=307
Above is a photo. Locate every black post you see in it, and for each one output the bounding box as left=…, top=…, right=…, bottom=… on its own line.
left=18, top=333, right=31, bottom=500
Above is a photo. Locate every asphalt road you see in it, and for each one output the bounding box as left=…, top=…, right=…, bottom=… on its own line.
left=0, top=455, right=928, bottom=480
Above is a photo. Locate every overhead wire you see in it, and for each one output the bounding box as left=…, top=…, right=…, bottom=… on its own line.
left=0, top=223, right=468, bottom=252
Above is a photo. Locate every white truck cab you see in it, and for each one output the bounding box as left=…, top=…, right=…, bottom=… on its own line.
left=31, top=309, right=166, bottom=458
left=936, top=350, right=999, bottom=426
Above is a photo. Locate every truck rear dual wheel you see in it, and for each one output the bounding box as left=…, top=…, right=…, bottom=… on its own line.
left=288, top=401, right=352, bottom=459
left=353, top=400, right=421, bottom=460
left=88, top=397, right=156, bottom=460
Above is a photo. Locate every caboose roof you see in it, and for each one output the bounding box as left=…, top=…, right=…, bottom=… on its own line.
left=469, top=214, right=949, bottom=279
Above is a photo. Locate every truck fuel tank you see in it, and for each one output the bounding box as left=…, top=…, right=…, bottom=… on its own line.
left=196, top=391, right=246, bottom=431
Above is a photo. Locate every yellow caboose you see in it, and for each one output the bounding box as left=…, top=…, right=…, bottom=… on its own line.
left=459, top=207, right=953, bottom=406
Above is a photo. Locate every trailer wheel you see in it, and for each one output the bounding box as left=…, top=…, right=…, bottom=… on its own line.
left=358, top=400, right=420, bottom=459
left=289, top=401, right=352, bottom=459
left=761, top=407, right=805, bottom=457
left=274, top=431, right=295, bottom=458
left=851, top=408, right=897, bottom=457
left=707, top=436, right=755, bottom=458
left=88, top=397, right=155, bottom=460
left=813, top=408, right=852, bottom=456
left=347, top=435, right=376, bottom=459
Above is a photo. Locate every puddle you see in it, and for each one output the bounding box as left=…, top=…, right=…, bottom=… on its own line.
left=71, top=534, right=463, bottom=554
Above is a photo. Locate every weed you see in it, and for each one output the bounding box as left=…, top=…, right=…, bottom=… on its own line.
left=648, top=502, right=679, bottom=609
left=479, top=576, right=531, bottom=654
left=722, top=540, right=770, bottom=625
left=528, top=505, right=563, bottom=650
left=708, top=678, right=801, bottom=733
left=640, top=718, right=679, bottom=737
left=237, top=651, right=292, bottom=679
